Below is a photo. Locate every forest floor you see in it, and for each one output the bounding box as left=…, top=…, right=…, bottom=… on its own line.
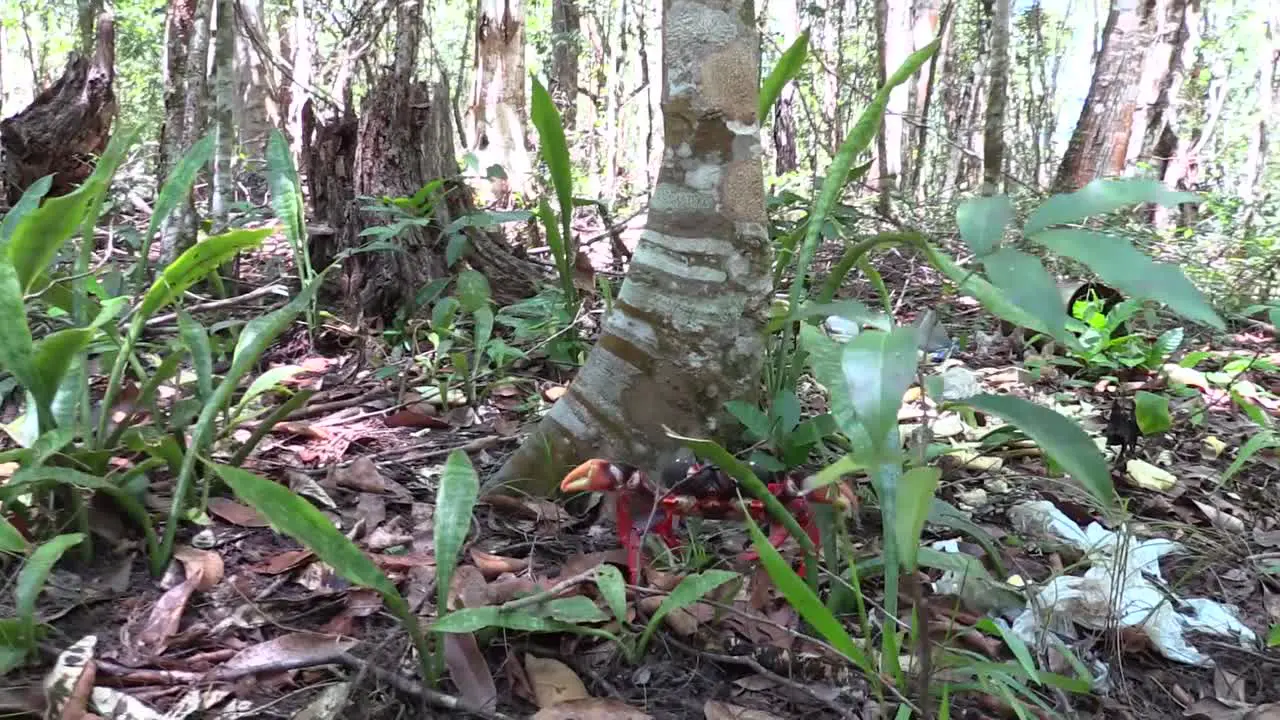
left=5, top=219, right=1280, bottom=720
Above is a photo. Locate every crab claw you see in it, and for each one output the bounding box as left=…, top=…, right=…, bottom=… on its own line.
left=561, top=459, right=626, bottom=494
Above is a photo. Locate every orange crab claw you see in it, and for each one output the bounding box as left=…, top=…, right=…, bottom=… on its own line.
left=561, top=459, right=624, bottom=494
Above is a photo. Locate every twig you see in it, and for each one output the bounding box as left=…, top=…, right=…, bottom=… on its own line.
left=497, top=567, right=602, bottom=612
left=286, top=388, right=392, bottom=421
left=144, top=283, right=291, bottom=326
left=336, top=653, right=517, bottom=720
left=663, top=636, right=859, bottom=720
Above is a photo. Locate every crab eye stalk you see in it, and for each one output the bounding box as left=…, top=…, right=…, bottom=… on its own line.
left=561, top=459, right=623, bottom=493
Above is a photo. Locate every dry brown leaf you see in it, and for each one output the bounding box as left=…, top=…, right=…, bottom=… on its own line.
left=531, top=698, right=654, bottom=720
left=643, top=563, right=684, bottom=592
left=129, top=574, right=201, bottom=660
left=704, top=700, right=785, bottom=720
left=542, top=385, right=567, bottom=402
left=449, top=565, right=492, bottom=609
left=369, top=552, right=435, bottom=571
left=406, top=565, right=437, bottom=613
left=471, top=550, right=530, bottom=579
left=209, top=633, right=357, bottom=680
left=332, top=456, right=387, bottom=493
left=1192, top=499, right=1247, bottom=534
left=207, top=498, right=269, bottom=527
left=524, top=655, right=589, bottom=708
left=637, top=596, right=711, bottom=637
left=445, top=634, right=498, bottom=711
left=173, top=546, right=224, bottom=591
left=487, top=577, right=546, bottom=604
left=249, top=549, right=314, bottom=575
left=364, top=526, right=413, bottom=551
left=479, top=494, right=572, bottom=526
left=383, top=409, right=450, bottom=429
left=559, top=550, right=628, bottom=578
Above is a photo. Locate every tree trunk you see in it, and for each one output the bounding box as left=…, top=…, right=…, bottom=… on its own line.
left=233, top=0, right=279, bottom=155
left=1052, top=0, right=1155, bottom=192
left=904, top=0, right=939, bottom=192
left=549, top=0, right=581, bottom=130
left=0, top=13, right=116, bottom=205
left=468, top=0, right=532, bottom=202
left=289, top=0, right=313, bottom=157
left=772, top=0, right=801, bottom=176
left=982, top=0, right=1010, bottom=195
left=159, top=0, right=213, bottom=265
left=158, top=0, right=198, bottom=182
left=874, top=0, right=911, bottom=213
left=490, top=0, right=772, bottom=495
left=211, top=0, right=235, bottom=233
left=1121, top=0, right=1185, bottom=172
left=1240, top=9, right=1277, bottom=205
left=76, top=0, right=102, bottom=58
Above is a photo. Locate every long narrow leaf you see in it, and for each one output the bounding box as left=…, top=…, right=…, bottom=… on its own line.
left=0, top=176, right=53, bottom=249
left=530, top=77, right=575, bottom=247
left=16, top=534, right=85, bottom=630
left=434, top=450, right=480, bottom=631
left=759, top=31, right=810, bottom=119
left=637, top=570, right=737, bottom=656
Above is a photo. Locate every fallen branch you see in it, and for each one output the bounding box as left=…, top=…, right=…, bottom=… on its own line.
left=144, top=284, right=291, bottom=326
left=336, top=653, right=517, bottom=720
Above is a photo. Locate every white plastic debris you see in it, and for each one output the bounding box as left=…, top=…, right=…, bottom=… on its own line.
left=824, top=315, right=861, bottom=342
left=1007, top=500, right=1256, bottom=666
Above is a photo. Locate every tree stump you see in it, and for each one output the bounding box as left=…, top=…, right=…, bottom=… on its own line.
left=0, top=13, right=116, bottom=206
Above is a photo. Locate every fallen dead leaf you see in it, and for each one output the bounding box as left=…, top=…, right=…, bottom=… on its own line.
left=470, top=550, right=530, bottom=579
left=704, top=700, right=785, bottom=720
left=559, top=550, right=628, bottom=578
left=525, top=655, right=590, bottom=708
left=368, top=552, right=434, bottom=571
left=126, top=574, right=201, bottom=660
left=288, top=471, right=338, bottom=509
left=364, top=526, right=413, bottom=551
left=531, top=698, right=654, bottom=720
left=637, top=596, right=713, bottom=637
left=173, top=546, right=224, bottom=591
left=208, top=632, right=357, bottom=680
left=292, top=681, right=351, bottom=720
left=1126, top=459, right=1179, bottom=492
left=449, top=565, right=493, bottom=609
left=445, top=634, right=498, bottom=711
left=331, top=456, right=387, bottom=493
left=383, top=409, right=450, bottom=429
left=269, top=420, right=329, bottom=439
left=207, top=497, right=269, bottom=527
left=542, top=385, right=567, bottom=402
left=1192, top=499, right=1247, bottom=534
left=248, top=549, right=315, bottom=575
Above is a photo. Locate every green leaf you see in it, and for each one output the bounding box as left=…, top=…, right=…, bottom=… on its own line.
left=538, top=197, right=576, bottom=304
left=981, top=248, right=1066, bottom=341
left=138, top=227, right=273, bottom=321
left=266, top=129, right=306, bottom=250
left=443, top=210, right=535, bottom=235
left=637, top=570, right=738, bottom=655
left=0, top=175, right=53, bottom=249
left=741, top=511, right=872, bottom=671
left=434, top=449, right=479, bottom=649
left=0, top=262, right=36, bottom=398
left=976, top=618, right=1041, bottom=685
left=1148, top=327, right=1184, bottom=366
left=789, top=40, right=939, bottom=301
left=956, top=195, right=1014, bottom=256
left=725, top=401, right=772, bottom=442
left=759, top=30, right=809, bottom=119
left=958, top=394, right=1117, bottom=514
left=1025, top=178, right=1199, bottom=235
left=543, top=595, right=610, bottom=624
left=799, top=324, right=871, bottom=454
left=922, top=242, right=1065, bottom=344
left=7, top=174, right=108, bottom=292
left=1221, top=430, right=1280, bottom=485
left=234, top=365, right=305, bottom=418
left=841, top=327, right=919, bottom=455
left=146, top=131, right=216, bottom=256
left=894, top=466, right=940, bottom=572
left=455, top=271, right=491, bottom=314
left=213, top=463, right=400, bottom=598
left=433, top=607, right=570, bottom=634
left=445, top=233, right=469, bottom=267
left=0, top=517, right=28, bottom=553
left=0, top=617, right=33, bottom=674
left=177, top=309, right=214, bottom=400
left=17, top=534, right=85, bottom=628
left=530, top=77, right=574, bottom=244
left=1268, top=624, right=1280, bottom=648
left=594, top=564, right=627, bottom=624
left=1133, top=391, right=1172, bottom=435
left=29, top=328, right=94, bottom=419
left=1032, top=229, right=1223, bottom=330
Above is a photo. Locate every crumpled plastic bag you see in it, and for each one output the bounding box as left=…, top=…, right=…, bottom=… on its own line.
left=1007, top=500, right=1256, bottom=666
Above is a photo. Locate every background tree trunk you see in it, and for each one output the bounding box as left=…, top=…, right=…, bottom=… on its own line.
left=1121, top=0, right=1184, bottom=172
left=549, top=0, right=581, bottom=130
left=772, top=0, right=801, bottom=176
left=1240, top=9, right=1277, bottom=205
left=469, top=0, right=532, bottom=202
left=490, top=0, right=772, bottom=495
left=158, top=0, right=198, bottom=182
left=1053, top=0, right=1155, bottom=191
left=211, top=0, right=235, bottom=233
left=0, top=13, right=116, bottom=205
left=982, top=0, right=1010, bottom=195
left=159, top=0, right=212, bottom=264
left=874, top=0, right=911, bottom=214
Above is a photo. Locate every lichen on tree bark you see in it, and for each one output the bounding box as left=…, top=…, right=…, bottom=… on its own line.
left=488, top=0, right=772, bottom=495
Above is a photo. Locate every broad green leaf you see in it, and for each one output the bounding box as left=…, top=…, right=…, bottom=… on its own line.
left=789, top=40, right=939, bottom=301
left=1033, top=230, right=1223, bottom=330
left=146, top=132, right=216, bottom=256
left=725, top=401, right=771, bottom=442
left=921, top=242, right=1066, bottom=345
left=29, top=328, right=94, bottom=418
left=594, top=564, right=627, bottom=623
left=1025, top=179, right=1198, bottom=235
left=139, top=227, right=273, bottom=321
left=234, top=365, right=305, bottom=418
left=530, top=77, right=574, bottom=245
left=0, top=617, right=31, bottom=674
left=637, top=570, right=738, bottom=655
left=445, top=233, right=469, bottom=267
left=928, top=499, right=1006, bottom=578
left=443, top=210, right=535, bottom=234
left=841, top=327, right=918, bottom=455
left=1268, top=624, right=1280, bottom=648
left=433, top=607, right=570, bottom=634
left=1221, top=430, right=1279, bottom=485
left=8, top=180, right=100, bottom=292
left=177, top=309, right=214, bottom=400
left=956, top=195, right=1014, bottom=256
left=799, top=324, right=871, bottom=454
left=759, top=30, right=809, bottom=119
left=17, top=534, right=85, bottom=626
left=435, top=449, right=479, bottom=639
left=26, top=428, right=76, bottom=469
left=1148, top=327, right=1184, bottom=366
left=543, top=595, right=610, bottom=624
left=266, top=130, right=305, bottom=248
left=0, top=262, right=36, bottom=395
left=0, top=175, right=53, bottom=249
left=455, top=271, right=491, bottom=314
left=538, top=197, right=575, bottom=303
left=1133, top=391, right=1172, bottom=435
left=767, top=298, right=890, bottom=334
left=958, top=394, right=1117, bottom=514
left=894, top=467, right=940, bottom=572
left=213, top=463, right=400, bottom=598
left=981, top=248, right=1066, bottom=341
left=0, top=517, right=28, bottom=553
left=741, top=511, right=872, bottom=672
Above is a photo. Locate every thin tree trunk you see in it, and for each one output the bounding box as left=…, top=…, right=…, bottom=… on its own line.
left=158, top=0, right=198, bottom=182
left=491, top=0, right=771, bottom=494
left=211, top=0, right=235, bottom=234
left=549, top=0, right=581, bottom=130
left=982, top=0, right=1010, bottom=195
left=903, top=0, right=939, bottom=191
left=773, top=0, right=801, bottom=175
left=1122, top=0, right=1184, bottom=172
left=160, top=0, right=212, bottom=265
left=1240, top=10, right=1277, bottom=205
left=469, top=0, right=532, bottom=202
left=77, top=0, right=102, bottom=57
left=875, top=0, right=911, bottom=213
left=288, top=0, right=312, bottom=156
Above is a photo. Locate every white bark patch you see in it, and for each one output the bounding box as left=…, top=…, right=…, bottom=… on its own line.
left=547, top=396, right=596, bottom=444
left=725, top=120, right=759, bottom=136
left=603, top=305, right=660, bottom=354
left=651, top=182, right=716, bottom=213
left=642, top=230, right=736, bottom=256
left=633, top=244, right=728, bottom=284
left=619, top=281, right=752, bottom=334
left=664, top=1, right=739, bottom=98
left=685, top=163, right=723, bottom=192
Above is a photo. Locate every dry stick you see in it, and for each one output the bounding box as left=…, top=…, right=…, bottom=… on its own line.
left=144, top=283, right=291, bottom=326
left=336, top=653, right=517, bottom=720
left=284, top=388, right=391, bottom=421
